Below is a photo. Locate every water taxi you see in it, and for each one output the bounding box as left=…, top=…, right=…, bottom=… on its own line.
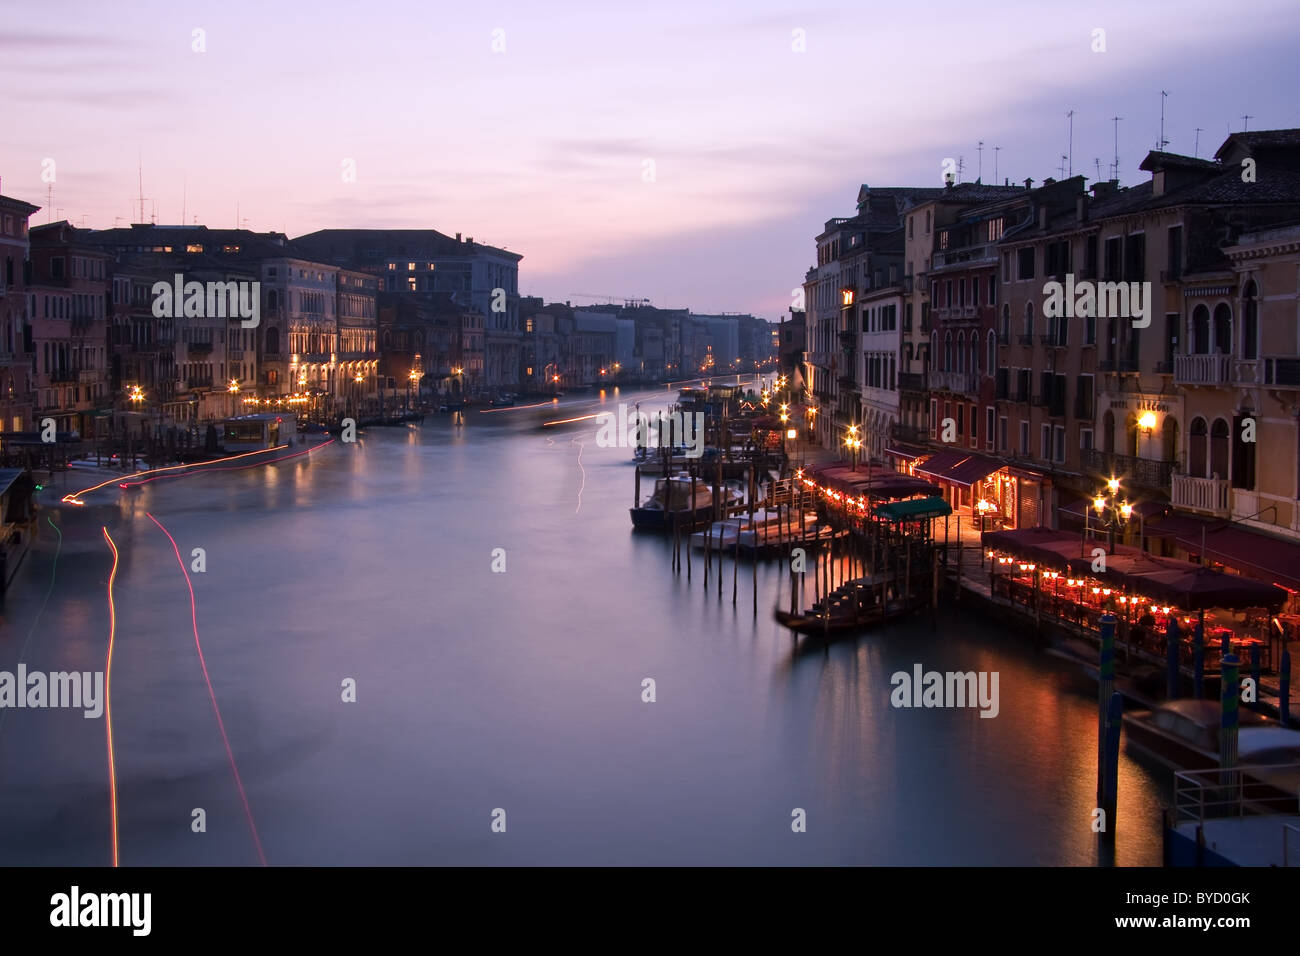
left=629, top=474, right=739, bottom=532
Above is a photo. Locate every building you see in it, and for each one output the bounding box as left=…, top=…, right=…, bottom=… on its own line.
left=0, top=186, right=39, bottom=435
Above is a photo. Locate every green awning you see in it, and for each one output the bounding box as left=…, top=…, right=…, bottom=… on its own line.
left=873, top=496, right=952, bottom=521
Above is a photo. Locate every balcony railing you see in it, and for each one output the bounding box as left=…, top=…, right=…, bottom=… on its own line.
left=1174, top=353, right=1231, bottom=386
left=930, top=369, right=978, bottom=394
left=1083, top=448, right=1176, bottom=491
left=1264, top=357, right=1300, bottom=388
left=897, top=371, right=926, bottom=392
left=1119, top=358, right=1139, bottom=373
left=1171, top=473, right=1230, bottom=517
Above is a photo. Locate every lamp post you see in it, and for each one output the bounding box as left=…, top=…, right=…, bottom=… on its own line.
left=227, top=379, right=240, bottom=418
left=1092, top=476, right=1133, bottom=554
left=780, top=403, right=790, bottom=455
left=844, top=423, right=862, bottom=472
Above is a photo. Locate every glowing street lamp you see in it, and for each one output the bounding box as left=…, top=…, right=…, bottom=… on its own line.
left=844, top=423, right=862, bottom=471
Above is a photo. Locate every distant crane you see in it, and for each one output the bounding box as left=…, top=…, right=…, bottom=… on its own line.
left=568, top=293, right=652, bottom=308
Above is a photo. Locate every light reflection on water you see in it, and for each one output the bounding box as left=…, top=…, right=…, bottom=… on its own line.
left=0, top=385, right=1167, bottom=865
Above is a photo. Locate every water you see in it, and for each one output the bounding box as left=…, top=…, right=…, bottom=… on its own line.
left=0, top=384, right=1169, bottom=865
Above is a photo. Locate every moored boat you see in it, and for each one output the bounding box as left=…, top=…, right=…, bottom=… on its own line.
left=629, top=474, right=739, bottom=532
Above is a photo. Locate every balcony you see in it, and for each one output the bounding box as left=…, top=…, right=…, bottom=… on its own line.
left=1040, top=334, right=1066, bottom=349
left=1174, top=353, right=1231, bottom=386
left=1119, top=358, right=1139, bottom=373
left=48, top=369, right=76, bottom=383
left=1264, top=357, right=1300, bottom=388
left=1171, top=473, right=1230, bottom=517
left=897, top=371, right=926, bottom=392
left=1099, top=359, right=1116, bottom=372
left=930, top=369, right=978, bottom=395
left=1083, top=448, right=1176, bottom=491
left=963, top=305, right=979, bottom=320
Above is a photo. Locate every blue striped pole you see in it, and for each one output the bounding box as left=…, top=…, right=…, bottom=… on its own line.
left=1101, top=691, right=1122, bottom=844
left=1281, top=650, right=1291, bottom=726
left=1221, top=653, right=1240, bottom=773
left=1194, top=615, right=1205, bottom=700
left=1166, top=616, right=1181, bottom=699
left=1098, top=613, right=1116, bottom=801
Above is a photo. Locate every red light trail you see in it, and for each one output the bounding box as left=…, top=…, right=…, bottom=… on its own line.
left=101, top=526, right=120, bottom=867
left=146, top=512, right=268, bottom=866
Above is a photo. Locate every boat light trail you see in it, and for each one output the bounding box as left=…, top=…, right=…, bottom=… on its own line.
left=478, top=401, right=554, bottom=413
left=147, top=512, right=267, bottom=866
left=63, top=440, right=334, bottom=503
left=571, top=438, right=586, bottom=515
left=102, top=527, right=120, bottom=867
left=542, top=414, right=599, bottom=427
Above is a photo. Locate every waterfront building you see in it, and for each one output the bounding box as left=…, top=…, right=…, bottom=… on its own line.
left=0, top=185, right=39, bottom=435
left=336, top=269, right=379, bottom=411
left=292, top=229, right=521, bottom=391
left=27, top=222, right=111, bottom=437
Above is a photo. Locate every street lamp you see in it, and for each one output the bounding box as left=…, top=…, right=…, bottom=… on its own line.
left=228, top=378, right=239, bottom=417
left=1092, top=476, right=1133, bottom=554
left=844, top=423, right=862, bottom=471
left=976, top=498, right=993, bottom=532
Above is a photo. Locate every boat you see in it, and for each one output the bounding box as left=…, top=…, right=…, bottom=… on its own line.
left=1122, top=699, right=1275, bottom=772
left=219, top=413, right=301, bottom=460
left=774, top=575, right=925, bottom=636
left=688, top=509, right=800, bottom=550
left=629, top=474, right=739, bottom=532
left=738, top=521, right=844, bottom=559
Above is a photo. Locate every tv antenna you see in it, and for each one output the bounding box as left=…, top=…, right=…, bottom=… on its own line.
left=977, top=141, right=984, bottom=182
left=1194, top=128, right=1203, bottom=158
left=1241, top=114, right=1253, bottom=131
left=1157, top=91, right=1169, bottom=150
left=1066, top=109, right=1075, bottom=175
left=1110, top=116, right=1122, bottom=182
left=994, top=146, right=1001, bottom=184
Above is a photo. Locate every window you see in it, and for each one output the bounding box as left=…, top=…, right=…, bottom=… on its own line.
left=1167, top=226, right=1183, bottom=281
left=1188, top=417, right=1207, bottom=478
left=525, top=318, right=534, bottom=333
left=1019, top=420, right=1029, bottom=456
left=999, top=416, right=1008, bottom=452
left=1023, top=302, right=1034, bottom=338
left=925, top=210, right=931, bottom=233
left=1080, top=428, right=1093, bottom=450
left=1213, top=303, right=1232, bottom=354
left=1232, top=413, right=1256, bottom=490
left=987, top=330, right=996, bottom=374
left=1002, top=251, right=1011, bottom=282
left=1017, top=247, right=1034, bottom=280
left=971, top=276, right=980, bottom=306
left=1124, top=233, right=1146, bottom=282
left=1104, top=237, right=1122, bottom=280
left=908, top=217, right=914, bottom=239
left=1041, top=424, right=1051, bottom=460
left=988, top=274, right=997, bottom=307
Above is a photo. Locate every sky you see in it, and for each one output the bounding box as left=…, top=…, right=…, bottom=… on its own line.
left=2, top=0, right=1298, bottom=320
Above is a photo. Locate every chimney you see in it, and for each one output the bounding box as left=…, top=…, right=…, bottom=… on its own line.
left=466, top=237, right=473, bottom=244
left=455, top=232, right=461, bottom=241
left=1077, top=195, right=1089, bottom=222
left=1024, top=178, right=1034, bottom=190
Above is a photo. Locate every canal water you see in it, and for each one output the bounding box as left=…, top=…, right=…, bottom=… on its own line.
left=0, top=384, right=1169, bottom=865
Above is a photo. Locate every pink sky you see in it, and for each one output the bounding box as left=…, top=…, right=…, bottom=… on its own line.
left=3, top=0, right=1297, bottom=317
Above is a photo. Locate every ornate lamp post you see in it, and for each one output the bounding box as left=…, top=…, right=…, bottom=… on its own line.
left=1092, top=476, right=1134, bottom=554
left=844, top=423, right=862, bottom=472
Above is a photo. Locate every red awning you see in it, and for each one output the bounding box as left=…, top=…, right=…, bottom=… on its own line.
left=915, top=450, right=1001, bottom=488
left=1147, top=513, right=1300, bottom=593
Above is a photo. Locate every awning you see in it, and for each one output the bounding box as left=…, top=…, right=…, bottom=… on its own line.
left=874, top=496, right=952, bottom=521
left=885, top=445, right=926, bottom=461
left=915, top=450, right=1001, bottom=488
left=1146, top=513, right=1300, bottom=593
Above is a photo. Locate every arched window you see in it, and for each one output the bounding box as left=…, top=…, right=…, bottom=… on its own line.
left=1102, top=409, right=1115, bottom=453
left=1242, top=280, right=1258, bottom=359
left=944, top=332, right=953, bottom=372
left=987, top=329, right=997, bottom=373
left=1125, top=412, right=1139, bottom=457
left=1213, top=303, right=1232, bottom=355
left=267, top=289, right=279, bottom=312
left=1192, top=305, right=1210, bottom=354
left=956, top=332, right=965, bottom=372
left=1024, top=301, right=1034, bottom=338
left=969, top=335, right=978, bottom=377
left=1210, top=418, right=1230, bottom=479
